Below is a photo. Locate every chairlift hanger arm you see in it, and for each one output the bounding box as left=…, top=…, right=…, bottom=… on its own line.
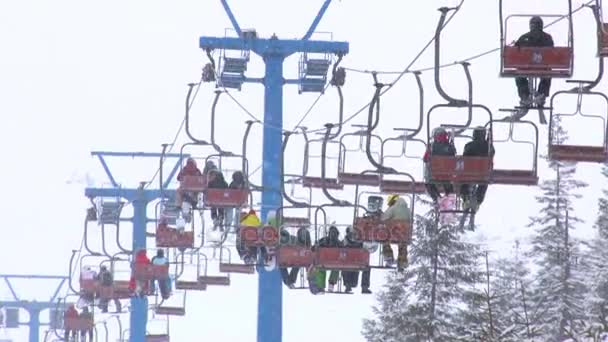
left=210, top=90, right=228, bottom=154
left=321, top=123, right=350, bottom=205
left=434, top=7, right=467, bottom=106
left=302, top=0, right=333, bottom=40
left=185, top=83, right=210, bottom=145
left=365, top=76, right=395, bottom=174
left=282, top=132, right=308, bottom=207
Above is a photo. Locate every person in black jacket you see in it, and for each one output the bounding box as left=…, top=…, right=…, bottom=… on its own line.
left=424, top=127, right=457, bottom=203
left=206, top=169, right=228, bottom=230
left=96, top=266, right=121, bottom=313
left=342, top=227, right=372, bottom=294
left=226, top=171, right=246, bottom=231
left=314, top=226, right=341, bottom=292
left=459, top=127, right=495, bottom=211
left=514, top=16, right=554, bottom=109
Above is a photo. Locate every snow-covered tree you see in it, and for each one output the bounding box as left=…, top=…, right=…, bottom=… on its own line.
left=526, top=116, right=588, bottom=340
left=581, top=163, right=608, bottom=340
left=362, top=209, right=484, bottom=341
left=490, top=241, right=539, bottom=341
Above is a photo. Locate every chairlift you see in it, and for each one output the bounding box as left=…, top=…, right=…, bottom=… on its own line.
left=548, top=81, right=608, bottom=162
left=174, top=252, right=208, bottom=291
left=488, top=116, right=539, bottom=185
left=96, top=197, right=124, bottom=225
left=337, top=126, right=383, bottom=186
left=145, top=312, right=170, bottom=342
left=380, top=135, right=428, bottom=194
left=276, top=206, right=316, bottom=269
left=499, top=0, right=574, bottom=78
left=426, top=104, right=494, bottom=185
left=595, top=0, right=608, bottom=56
left=298, top=48, right=332, bottom=93
left=218, top=245, right=256, bottom=274
left=154, top=290, right=186, bottom=316
left=302, top=129, right=344, bottom=190
left=216, top=33, right=250, bottom=90
left=312, top=206, right=370, bottom=271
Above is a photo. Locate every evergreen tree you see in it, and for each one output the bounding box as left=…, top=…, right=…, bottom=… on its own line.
left=362, top=208, right=484, bottom=341
left=526, top=116, right=588, bottom=340
left=491, top=241, right=538, bottom=341
left=582, top=163, right=608, bottom=340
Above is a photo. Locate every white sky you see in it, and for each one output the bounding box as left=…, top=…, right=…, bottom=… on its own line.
left=0, top=0, right=606, bottom=341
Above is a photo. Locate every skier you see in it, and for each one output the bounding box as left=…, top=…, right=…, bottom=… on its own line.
left=424, top=127, right=456, bottom=204
left=459, top=127, right=495, bottom=212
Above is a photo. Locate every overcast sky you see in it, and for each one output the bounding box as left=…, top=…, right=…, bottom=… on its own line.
left=0, top=0, right=606, bottom=341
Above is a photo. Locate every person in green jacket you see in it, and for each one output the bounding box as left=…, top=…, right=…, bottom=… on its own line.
left=381, top=194, right=411, bottom=270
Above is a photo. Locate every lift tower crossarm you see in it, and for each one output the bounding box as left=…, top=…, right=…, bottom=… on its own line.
left=84, top=151, right=188, bottom=342
left=199, top=37, right=348, bottom=57
left=0, top=274, right=69, bottom=342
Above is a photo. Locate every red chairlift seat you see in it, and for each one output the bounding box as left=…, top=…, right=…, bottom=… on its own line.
left=218, top=262, right=255, bottom=274
left=239, top=226, right=279, bottom=248
left=282, top=217, right=310, bottom=226
left=133, top=264, right=169, bottom=281
left=429, top=156, right=493, bottom=183
left=98, top=281, right=135, bottom=299
left=502, top=46, right=572, bottom=77
left=548, top=144, right=608, bottom=163
left=277, top=245, right=314, bottom=267
left=178, top=175, right=206, bottom=192
left=337, top=172, right=381, bottom=186
left=79, top=278, right=97, bottom=294
left=175, top=280, right=207, bottom=291
left=155, top=306, right=185, bottom=316
left=379, top=179, right=427, bottom=194
left=315, top=247, right=369, bottom=271
left=146, top=334, right=170, bottom=342
left=491, top=169, right=538, bottom=185
left=198, top=275, right=231, bottom=286
left=64, top=316, right=94, bottom=330
left=353, top=217, right=411, bottom=244
left=155, top=224, right=194, bottom=249
left=204, top=189, right=248, bottom=207
left=301, top=176, right=344, bottom=190
left=600, top=24, right=608, bottom=57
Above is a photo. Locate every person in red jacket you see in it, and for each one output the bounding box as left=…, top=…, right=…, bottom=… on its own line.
left=176, top=158, right=203, bottom=209
left=63, top=304, right=79, bottom=341
left=129, top=249, right=150, bottom=297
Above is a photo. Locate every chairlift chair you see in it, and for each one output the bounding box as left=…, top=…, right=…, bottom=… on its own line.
left=276, top=206, right=315, bottom=269
left=312, top=207, right=370, bottom=272
left=298, top=52, right=332, bottom=93
left=174, top=252, right=208, bottom=291
left=499, top=0, right=574, bottom=78
left=380, top=135, right=428, bottom=194
left=216, top=37, right=250, bottom=90
left=96, top=197, right=124, bottom=225
left=548, top=81, right=608, bottom=162
left=595, top=0, right=608, bottom=56
left=154, top=290, right=186, bottom=316
left=426, top=104, right=495, bottom=186
left=302, top=138, right=344, bottom=190
left=217, top=245, right=256, bottom=274
left=336, top=127, right=383, bottom=186
left=487, top=117, right=539, bottom=185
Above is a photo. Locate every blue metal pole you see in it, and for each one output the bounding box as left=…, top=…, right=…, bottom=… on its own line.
left=130, top=189, right=148, bottom=342
left=28, top=309, right=40, bottom=342
left=258, top=55, right=284, bottom=342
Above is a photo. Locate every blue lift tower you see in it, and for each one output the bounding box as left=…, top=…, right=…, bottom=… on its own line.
left=0, top=274, right=69, bottom=342
left=199, top=1, right=348, bottom=341
left=84, top=151, right=187, bottom=342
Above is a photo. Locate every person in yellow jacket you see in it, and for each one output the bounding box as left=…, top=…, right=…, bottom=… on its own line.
left=238, top=209, right=261, bottom=264
left=381, top=194, right=411, bottom=270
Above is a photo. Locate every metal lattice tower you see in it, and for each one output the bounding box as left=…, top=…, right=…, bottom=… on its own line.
left=199, top=1, right=348, bottom=341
